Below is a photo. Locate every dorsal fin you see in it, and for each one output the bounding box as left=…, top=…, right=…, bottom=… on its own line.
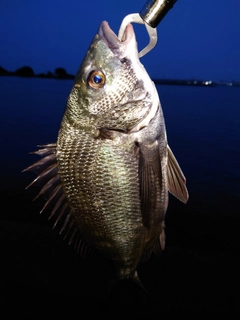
left=23, top=143, right=95, bottom=257
left=167, top=145, right=189, bottom=203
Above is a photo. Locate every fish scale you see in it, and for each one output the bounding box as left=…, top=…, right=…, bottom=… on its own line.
left=57, top=124, right=145, bottom=268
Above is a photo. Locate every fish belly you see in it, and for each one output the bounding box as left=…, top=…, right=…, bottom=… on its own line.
left=57, top=126, right=146, bottom=278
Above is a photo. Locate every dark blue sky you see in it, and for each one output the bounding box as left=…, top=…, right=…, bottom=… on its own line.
left=0, top=0, right=239, bottom=81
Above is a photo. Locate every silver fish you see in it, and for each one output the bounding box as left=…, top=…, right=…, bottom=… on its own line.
left=24, top=21, right=188, bottom=284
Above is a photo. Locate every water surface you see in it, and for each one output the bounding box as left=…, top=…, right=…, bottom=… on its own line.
left=0, top=77, right=239, bottom=313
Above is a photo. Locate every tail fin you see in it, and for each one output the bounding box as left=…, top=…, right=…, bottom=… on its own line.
left=108, top=271, right=147, bottom=295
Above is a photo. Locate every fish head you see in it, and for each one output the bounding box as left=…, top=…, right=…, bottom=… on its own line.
left=63, top=21, right=159, bottom=134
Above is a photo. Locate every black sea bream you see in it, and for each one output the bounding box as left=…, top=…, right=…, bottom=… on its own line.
left=24, top=21, right=188, bottom=283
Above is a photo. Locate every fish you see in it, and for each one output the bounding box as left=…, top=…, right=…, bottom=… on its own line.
left=24, top=20, right=188, bottom=285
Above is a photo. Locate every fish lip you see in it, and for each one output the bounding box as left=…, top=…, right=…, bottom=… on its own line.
left=98, top=21, right=134, bottom=58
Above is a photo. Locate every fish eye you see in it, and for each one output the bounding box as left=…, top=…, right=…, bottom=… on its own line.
left=87, top=70, right=105, bottom=89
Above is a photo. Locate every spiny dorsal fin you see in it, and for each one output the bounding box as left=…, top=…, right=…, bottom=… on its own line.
left=167, top=145, right=189, bottom=203
left=23, top=143, right=95, bottom=257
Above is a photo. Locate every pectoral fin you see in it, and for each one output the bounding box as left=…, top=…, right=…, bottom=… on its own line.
left=138, top=140, right=162, bottom=227
left=167, top=145, right=189, bottom=203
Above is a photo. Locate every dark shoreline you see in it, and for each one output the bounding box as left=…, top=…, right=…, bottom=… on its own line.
left=1, top=65, right=240, bottom=87
left=0, top=65, right=75, bottom=80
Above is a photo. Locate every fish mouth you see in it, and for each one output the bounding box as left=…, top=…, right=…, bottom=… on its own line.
left=98, top=21, right=135, bottom=59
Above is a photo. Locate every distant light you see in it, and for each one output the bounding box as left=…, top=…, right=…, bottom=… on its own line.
left=204, top=80, right=213, bottom=85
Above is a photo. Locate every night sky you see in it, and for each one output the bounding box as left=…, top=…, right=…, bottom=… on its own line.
left=1, top=0, right=239, bottom=81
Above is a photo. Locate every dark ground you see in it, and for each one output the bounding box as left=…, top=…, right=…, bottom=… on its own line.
left=1, top=179, right=239, bottom=318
